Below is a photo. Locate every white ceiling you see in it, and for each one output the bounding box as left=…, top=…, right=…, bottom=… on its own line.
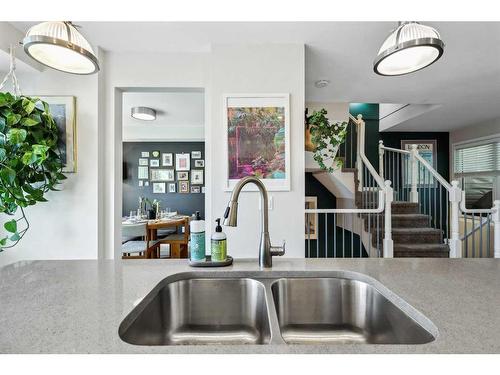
left=10, top=22, right=500, bottom=132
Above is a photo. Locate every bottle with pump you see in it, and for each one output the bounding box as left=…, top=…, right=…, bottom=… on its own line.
left=211, top=218, right=227, bottom=262
left=189, top=211, right=206, bottom=262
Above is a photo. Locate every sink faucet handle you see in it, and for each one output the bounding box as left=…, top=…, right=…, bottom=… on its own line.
left=270, top=240, right=286, bottom=257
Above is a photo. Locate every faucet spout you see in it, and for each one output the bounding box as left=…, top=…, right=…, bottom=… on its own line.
left=223, top=176, right=285, bottom=268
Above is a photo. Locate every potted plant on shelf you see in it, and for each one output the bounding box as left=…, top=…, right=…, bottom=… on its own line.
left=306, top=108, right=348, bottom=173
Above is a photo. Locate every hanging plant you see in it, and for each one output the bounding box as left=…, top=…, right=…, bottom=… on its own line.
left=307, top=108, right=348, bottom=173
left=0, top=92, right=66, bottom=250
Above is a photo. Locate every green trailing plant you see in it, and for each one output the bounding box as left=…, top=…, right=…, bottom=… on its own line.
left=0, top=92, right=66, bottom=250
left=307, top=108, right=348, bottom=173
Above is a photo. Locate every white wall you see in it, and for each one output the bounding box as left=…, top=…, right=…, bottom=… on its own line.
left=306, top=102, right=348, bottom=123
left=450, top=117, right=500, bottom=145
left=209, top=44, right=305, bottom=258
left=0, top=64, right=100, bottom=267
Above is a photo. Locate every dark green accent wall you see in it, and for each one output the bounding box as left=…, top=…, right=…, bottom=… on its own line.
left=349, top=103, right=380, bottom=170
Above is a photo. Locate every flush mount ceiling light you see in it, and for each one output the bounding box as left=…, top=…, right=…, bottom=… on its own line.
left=374, top=22, right=444, bottom=76
left=131, top=107, right=156, bottom=121
left=23, top=21, right=99, bottom=75
left=314, top=79, right=330, bottom=88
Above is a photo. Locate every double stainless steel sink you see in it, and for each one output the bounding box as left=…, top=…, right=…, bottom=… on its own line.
left=118, top=271, right=437, bottom=346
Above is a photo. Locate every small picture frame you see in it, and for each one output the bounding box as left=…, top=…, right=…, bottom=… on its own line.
left=141, top=151, right=150, bottom=157
left=152, top=182, right=166, bottom=194
left=190, top=186, right=201, bottom=194
left=177, top=171, right=189, bottom=181
left=151, top=150, right=160, bottom=158
left=191, top=151, right=202, bottom=159
left=144, top=181, right=149, bottom=186
left=139, top=158, right=148, bottom=166
left=201, top=186, right=206, bottom=194
left=191, top=170, right=204, bottom=185
left=162, top=153, right=173, bottom=167
left=150, top=159, right=160, bottom=167
left=179, top=181, right=189, bottom=193
left=168, top=183, right=176, bottom=193
left=176, top=153, right=190, bottom=171
left=151, top=168, right=175, bottom=181
left=138, top=166, right=148, bottom=179
left=194, top=159, right=205, bottom=168
left=138, top=180, right=144, bottom=187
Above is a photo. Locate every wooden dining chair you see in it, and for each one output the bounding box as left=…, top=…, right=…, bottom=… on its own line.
left=121, top=223, right=161, bottom=259
left=160, top=218, right=190, bottom=258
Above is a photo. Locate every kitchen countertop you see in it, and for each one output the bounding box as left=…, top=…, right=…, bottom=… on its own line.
left=1, top=258, right=500, bottom=354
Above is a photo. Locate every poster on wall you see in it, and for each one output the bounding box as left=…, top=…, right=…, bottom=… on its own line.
left=401, top=140, right=437, bottom=186
left=38, top=96, right=76, bottom=173
left=223, top=93, right=290, bottom=191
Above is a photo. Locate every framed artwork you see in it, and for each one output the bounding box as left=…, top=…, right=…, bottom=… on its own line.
left=191, top=170, right=204, bottom=185
left=201, top=187, right=206, bottom=194
left=144, top=181, right=149, bottom=186
left=191, top=151, right=202, bottom=159
left=150, top=168, right=175, bottom=181
left=224, top=93, right=290, bottom=191
left=179, top=181, right=189, bottom=194
left=150, top=159, right=160, bottom=167
left=168, top=183, right=177, bottom=193
left=176, top=153, right=190, bottom=171
left=195, top=159, right=205, bottom=168
left=191, top=186, right=201, bottom=193
left=138, top=180, right=143, bottom=187
left=305, top=196, right=318, bottom=240
left=141, top=151, right=150, bottom=157
left=401, top=140, right=437, bottom=186
left=138, top=158, right=148, bottom=166
left=177, top=171, right=189, bottom=181
left=138, top=166, right=148, bottom=179
left=151, top=150, right=160, bottom=158
left=152, top=182, right=166, bottom=194
left=162, top=153, right=173, bottom=166
left=38, top=96, right=76, bottom=173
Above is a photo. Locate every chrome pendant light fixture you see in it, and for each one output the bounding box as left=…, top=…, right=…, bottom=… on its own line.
left=23, top=21, right=99, bottom=75
left=131, top=107, right=156, bottom=121
left=374, top=22, right=444, bottom=76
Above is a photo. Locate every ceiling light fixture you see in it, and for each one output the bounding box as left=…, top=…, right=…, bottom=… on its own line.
left=131, top=107, right=156, bottom=121
left=315, top=79, right=330, bottom=88
left=23, top=21, right=100, bottom=75
left=373, top=22, right=444, bottom=76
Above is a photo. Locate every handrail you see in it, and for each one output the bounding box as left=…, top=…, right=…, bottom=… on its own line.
left=413, top=150, right=452, bottom=191
left=380, top=145, right=410, bottom=155
left=305, top=191, right=385, bottom=214
left=460, top=214, right=490, bottom=241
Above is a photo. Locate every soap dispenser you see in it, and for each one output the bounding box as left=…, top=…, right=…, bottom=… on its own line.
left=211, top=218, right=227, bottom=262
left=189, top=211, right=206, bottom=262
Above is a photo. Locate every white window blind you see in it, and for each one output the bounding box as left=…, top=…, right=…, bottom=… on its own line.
left=454, top=140, right=500, bottom=174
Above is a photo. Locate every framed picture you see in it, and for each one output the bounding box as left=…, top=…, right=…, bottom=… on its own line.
left=191, top=151, right=202, bottom=159
left=176, top=153, right=190, bottom=171
left=201, top=187, right=206, bottom=194
left=138, top=166, right=148, bottom=179
left=195, top=159, right=205, bottom=168
left=138, top=180, right=143, bottom=187
left=144, top=181, right=149, bottom=186
left=162, top=153, right=173, bottom=166
left=38, top=96, right=76, bottom=173
left=150, top=168, right=175, bottom=181
left=401, top=140, right=437, bottom=186
left=191, top=170, right=204, bottom=185
left=141, top=151, right=150, bottom=157
left=177, top=171, right=189, bottom=181
left=168, top=183, right=176, bottom=193
left=191, top=186, right=201, bottom=193
left=179, top=181, right=189, bottom=194
left=305, top=196, right=318, bottom=240
left=151, top=150, right=160, bottom=158
left=152, top=182, right=166, bottom=194
left=224, top=93, right=290, bottom=191
left=138, top=158, right=148, bottom=166
left=150, top=159, right=160, bottom=167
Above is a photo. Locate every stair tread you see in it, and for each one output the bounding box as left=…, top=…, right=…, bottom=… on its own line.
left=392, top=202, right=418, bottom=206
left=391, top=228, right=442, bottom=234
left=395, top=244, right=449, bottom=250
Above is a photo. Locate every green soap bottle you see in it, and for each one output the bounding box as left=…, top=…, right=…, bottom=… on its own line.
left=211, top=218, right=227, bottom=262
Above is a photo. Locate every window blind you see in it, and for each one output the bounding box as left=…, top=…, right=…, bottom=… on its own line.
left=454, top=140, right=500, bottom=174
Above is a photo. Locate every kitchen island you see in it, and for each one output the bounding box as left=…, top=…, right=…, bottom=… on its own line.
left=1, top=258, right=499, bottom=353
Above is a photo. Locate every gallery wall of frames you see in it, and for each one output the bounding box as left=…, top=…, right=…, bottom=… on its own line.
left=122, top=142, right=205, bottom=218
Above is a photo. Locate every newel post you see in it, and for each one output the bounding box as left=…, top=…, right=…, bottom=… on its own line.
left=378, top=140, right=384, bottom=180
left=383, top=180, right=394, bottom=258
left=410, top=144, right=419, bottom=203
left=493, top=200, right=500, bottom=258
left=449, top=180, right=462, bottom=258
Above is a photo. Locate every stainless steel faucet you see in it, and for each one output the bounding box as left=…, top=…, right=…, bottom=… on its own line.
left=223, top=176, right=285, bottom=268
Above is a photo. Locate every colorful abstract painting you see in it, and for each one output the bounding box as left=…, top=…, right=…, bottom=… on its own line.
left=227, top=106, right=286, bottom=180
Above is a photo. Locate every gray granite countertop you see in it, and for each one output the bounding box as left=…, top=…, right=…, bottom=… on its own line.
left=1, top=258, right=499, bottom=353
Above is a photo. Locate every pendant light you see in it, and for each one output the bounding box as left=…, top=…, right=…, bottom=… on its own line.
left=23, top=21, right=99, bottom=75
left=131, top=107, right=156, bottom=121
left=373, top=22, right=444, bottom=76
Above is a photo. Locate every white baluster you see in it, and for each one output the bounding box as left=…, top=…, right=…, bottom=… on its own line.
left=378, top=140, right=384, bottom=180
left=410, top=144, right=419, bottom=203
left=383, top=180, right=394, bottom=258
left=449, top=180, right=463, bottom=258
left=493, top=200, right=500, bottom=258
